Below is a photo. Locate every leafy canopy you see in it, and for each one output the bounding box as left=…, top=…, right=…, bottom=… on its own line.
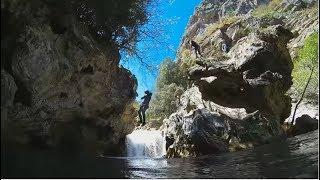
left=47, top=0, right=150, bottom=52
left=147, top=83, right=184, bottom=120
left=297, top=32, right=318, bottom=67
left=292, top=32, right=319, bottom=101
left=147, top=58, right=195, bottom=120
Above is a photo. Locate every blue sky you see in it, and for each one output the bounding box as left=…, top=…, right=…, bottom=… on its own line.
left=120, top=0, right=201, bottom=101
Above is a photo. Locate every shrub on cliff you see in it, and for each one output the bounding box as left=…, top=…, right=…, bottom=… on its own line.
left=197, top=15, right=240, bottom=43
left=252, top=0, right=283, bottom=19
left=2, top=0, right=152, bottom=69
left=45, top=0, right=150, bottom=52
left=178, top=57, right=197, bottom=87
left=292, top=32, right=319, bottom=102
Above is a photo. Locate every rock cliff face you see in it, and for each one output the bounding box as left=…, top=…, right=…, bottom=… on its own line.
left=180, top=0, right=270, bottom=51
left=1, top=0, right=137, bottom=155
left=279, top=0, right=318, bottom=60
left=164, top=0, right=318, bottom=157
left=165, top=27, right=293, bottom=157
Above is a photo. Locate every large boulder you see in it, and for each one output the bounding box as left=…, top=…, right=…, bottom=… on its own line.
left=163, top=86, right=281, bottom=157
left=190, top=25, right=294, bottom=123
left=164, top=108, right=230, bottom=158
left=163, top=87, right=223, bottom=157
left=292, top=114, right=318, bottom=136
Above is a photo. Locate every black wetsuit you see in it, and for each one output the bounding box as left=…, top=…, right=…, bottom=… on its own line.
left=138, top=93, right=152, bottom=125
left=220, top=29, right=232, bottom=53
left=191, top=40, right=202, bottom=58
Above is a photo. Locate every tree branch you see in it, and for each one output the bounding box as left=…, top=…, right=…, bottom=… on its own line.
left=291, top=64, right=315, bottom=126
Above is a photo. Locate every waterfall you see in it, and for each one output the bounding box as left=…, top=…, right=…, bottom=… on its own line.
left=126, top=130, right=166, bottom=158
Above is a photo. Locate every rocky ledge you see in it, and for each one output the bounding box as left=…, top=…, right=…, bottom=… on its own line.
left=164, top=25, right=295, bottom=158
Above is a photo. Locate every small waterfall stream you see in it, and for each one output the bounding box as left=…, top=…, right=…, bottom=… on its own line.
left=126, top=130, right=166, bottom=158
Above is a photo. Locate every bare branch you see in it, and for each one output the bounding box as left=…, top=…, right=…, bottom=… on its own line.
left=291, top=64, right=316, bottom=126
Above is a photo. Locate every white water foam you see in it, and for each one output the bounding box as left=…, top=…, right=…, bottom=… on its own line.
left=126, top=130, right=166, bottom=158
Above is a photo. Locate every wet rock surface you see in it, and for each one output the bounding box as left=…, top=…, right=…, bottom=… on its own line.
left=292, top=114, right=318, bottom=136
left=165, top=108, right=230, bottom=157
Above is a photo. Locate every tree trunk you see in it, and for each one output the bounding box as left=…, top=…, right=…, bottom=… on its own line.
left=291, top=65, right=315, bottom=126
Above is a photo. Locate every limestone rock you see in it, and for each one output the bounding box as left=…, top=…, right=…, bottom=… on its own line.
left=164, top=14, right=298, bottom=158
left=179, top=0, right=270, bottom=53
left=190, top=26, right=294, bottom=123
left=164, top=108, right=230, bottom=158
left=164, top=86, right=281, bottom=157
left=2, top=0, right=137, bottom=155
left=164, top=0, right=318, bottom=158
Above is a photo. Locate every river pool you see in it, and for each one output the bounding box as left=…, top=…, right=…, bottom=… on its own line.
left=2, top=130, right=318, bottom=178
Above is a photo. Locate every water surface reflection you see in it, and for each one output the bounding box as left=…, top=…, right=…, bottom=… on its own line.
left=123, top=130, right=318, bottom=178
left=2, top=130, right=318, bottom=178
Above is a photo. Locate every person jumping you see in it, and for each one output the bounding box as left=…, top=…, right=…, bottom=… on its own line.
left=138, top=90, right=152, bottom=126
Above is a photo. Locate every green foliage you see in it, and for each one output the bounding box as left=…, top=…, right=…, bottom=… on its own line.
left=252, top=0, right=283, bottom=19
left=156, top=58, right=195, bottom=90
left=147, top=83, right=184, bottom=120
left=298, top=32, right=318, bottom=65
left=45, top=0, right=150, bottom=52
left=147, top=58, right=195, bottom=120
left=235, top=26, right=251, bottom=39
left=180, top=49, right=192, bottom=60
left=156, top=58, right=180, bottom=90
left=178, top=58, right=197, bottom=86
left=199, top=15, right=240, bottom=41
left=292, top=32, right=319, bottom=101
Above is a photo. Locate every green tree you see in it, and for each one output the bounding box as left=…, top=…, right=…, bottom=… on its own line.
left=147, top=57, right=196, bottom=121
left=147, top=83, right=184, bottom=120
left=291, top=32, right=319, bottom=125
left=44, top=0, right=150, bottom=52
left=156, top=58, right=180, bottom=90
left=156, top=58, right=195, bottom=90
